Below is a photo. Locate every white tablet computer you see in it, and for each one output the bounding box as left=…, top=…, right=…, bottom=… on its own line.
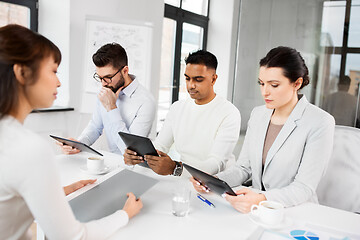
left=69, top=169, right=158, bottom=221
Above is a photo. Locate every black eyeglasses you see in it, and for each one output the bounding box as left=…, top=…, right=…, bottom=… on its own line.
left=93, top=66, right=125, bottom=84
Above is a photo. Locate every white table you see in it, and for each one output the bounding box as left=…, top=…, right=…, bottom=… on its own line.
left=38, top=151, right=360, bottom=240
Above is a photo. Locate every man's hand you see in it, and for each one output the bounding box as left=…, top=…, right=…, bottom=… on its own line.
left=122, top=192, right=143, bottom=219
left=56, top=137, right=81, bottom=155
left=63, top=179, right=97, bottom=196
left=145, top=150, right=176, bottom=175
left=123, top=149, right=144, bottom=165
left=225, top=188, right=266, bottom=213
left=98, top=87, right=117, bottom=111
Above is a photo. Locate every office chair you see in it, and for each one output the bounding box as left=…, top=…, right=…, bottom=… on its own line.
left=316, top=125, right=360, bottom=213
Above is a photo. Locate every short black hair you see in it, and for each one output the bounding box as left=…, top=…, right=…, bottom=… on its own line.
left=259, top=46, right=310, bottom=89
left=338, top=75, right=351, bottom=91
left=185, top=50, right=218, bottom=70
left=339, top=75, right=351, bottom=86
left=92, top=43, right=128, bottom=68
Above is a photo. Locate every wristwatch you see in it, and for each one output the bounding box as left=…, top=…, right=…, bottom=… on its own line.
left=172, top=161, right=183, bottom=176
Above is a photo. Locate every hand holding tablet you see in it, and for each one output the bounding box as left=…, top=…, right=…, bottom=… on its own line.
left=119, top=132, right=179, bottom=175
left=50, top=135, right=103, bottom=156
left=183, top=163, right=237, bottom=196
left=119, top=132, right=159, bottom=168
left=55, top=137, right=81, bottom=155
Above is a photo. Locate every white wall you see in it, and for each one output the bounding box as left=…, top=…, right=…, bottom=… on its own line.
left=25, top=0, right=164, bottom=149
left=68, top=0, right=163, bottom=139
left=25, top=0, right=72, bottom=145
left=207, top=0, right=239, bottom=101
left=38, top=0, right=70, bottom=107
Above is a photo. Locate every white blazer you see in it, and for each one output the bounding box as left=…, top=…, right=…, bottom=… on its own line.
left=217, top=95, right=335, bottom=207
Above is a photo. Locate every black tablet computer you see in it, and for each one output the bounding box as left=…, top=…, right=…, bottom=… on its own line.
left=118, top=132, right=158, bottom=168
left=50, top=135, right=103, bottom=156
left=183, top=163, right=237, bottom=196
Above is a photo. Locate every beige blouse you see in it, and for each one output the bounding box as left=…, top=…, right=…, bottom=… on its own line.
left=262, top=121, right=284, bottom=166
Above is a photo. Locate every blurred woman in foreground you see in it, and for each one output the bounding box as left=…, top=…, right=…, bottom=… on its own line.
left=0, top=24, right=142, bottom=239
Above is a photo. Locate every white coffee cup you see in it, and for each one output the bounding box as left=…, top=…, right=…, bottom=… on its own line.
left=250, top=200, right=284, bottom=225
left=87, top=156, right=105, bottom=172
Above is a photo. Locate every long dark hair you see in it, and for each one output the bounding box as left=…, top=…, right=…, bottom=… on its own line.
left=0, top=24, right=61, bottom=119
left=259, top=46, right=309, bottom=89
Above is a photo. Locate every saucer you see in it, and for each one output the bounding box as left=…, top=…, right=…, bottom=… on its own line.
left=248, top=213, right=292, bottom=229
left=80, top=165, right=110, bottom=175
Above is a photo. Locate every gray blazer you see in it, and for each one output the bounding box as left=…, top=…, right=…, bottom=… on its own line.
left=217, top=95, right=335, bottom=207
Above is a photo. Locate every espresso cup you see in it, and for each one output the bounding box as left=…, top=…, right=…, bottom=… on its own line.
left=87, top=156, right=105, bottom=172
left=250, top=200, right=284, bottom=225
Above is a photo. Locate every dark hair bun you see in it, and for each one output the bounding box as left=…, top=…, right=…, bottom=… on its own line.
left=260, top=46, right=310, bottom=90
left=302, top=75, right=310, bottom=88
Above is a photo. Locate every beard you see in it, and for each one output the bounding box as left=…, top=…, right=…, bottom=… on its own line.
left=105, top=74, right=125, bottom=93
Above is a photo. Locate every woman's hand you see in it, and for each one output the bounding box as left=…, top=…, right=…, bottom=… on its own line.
left=56, top=137, right=81, bottom=155
left=122, top=192, right=143, bottom=219
left=225, top=188, right=266, bottom=213
left=63, top=179, right=97, bottom=196
left=189, top=177, right=209, bottom=193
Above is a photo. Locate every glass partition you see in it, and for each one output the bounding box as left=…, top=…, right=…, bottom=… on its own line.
left=232, top=0, right=360, bottom=131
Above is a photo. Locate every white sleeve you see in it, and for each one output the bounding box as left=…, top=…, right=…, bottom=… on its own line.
left=78, top=100, right=104, bottom=146
left=154, top=103, right=176, bottom=153
left=190, top=108, right=241, bottom=175
left=104, top=97, right=156, bottom=154
left=9, top=142, right=129, bottom=240
left=216, top=109, right=254, bottom=185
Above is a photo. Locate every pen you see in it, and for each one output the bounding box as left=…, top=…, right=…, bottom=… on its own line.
left=197, top=193, right=215, bottom=208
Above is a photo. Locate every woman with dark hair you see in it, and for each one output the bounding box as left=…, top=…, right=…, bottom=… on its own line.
left=191, top=46, right=335, bottom=213
left=0, top=24, right=142, bottom=239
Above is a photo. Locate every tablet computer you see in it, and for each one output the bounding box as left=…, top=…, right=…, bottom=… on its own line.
left=183, top=163, right=236, bottom=196
left=50, top=135, right=103, bottom=156
left=118, top=132, right=158, bottom=168
left=69, top=169, right=158, bottom=221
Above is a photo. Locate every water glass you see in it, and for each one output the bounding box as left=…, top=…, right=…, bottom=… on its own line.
left=172, top=180, right=191, bottom=217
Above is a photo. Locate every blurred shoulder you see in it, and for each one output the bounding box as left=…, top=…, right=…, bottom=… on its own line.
left=304, top=102, right=335, bottom=127
left=0, top=116, right=54, bottom=166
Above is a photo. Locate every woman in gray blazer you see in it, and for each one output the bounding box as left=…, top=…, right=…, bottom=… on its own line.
left=192, top=46, right=335, bottom=213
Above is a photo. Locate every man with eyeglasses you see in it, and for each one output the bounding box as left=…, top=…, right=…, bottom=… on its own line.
left=59, top=43, right=155, bottom=155
left=124, top=50, right=241, bottom=176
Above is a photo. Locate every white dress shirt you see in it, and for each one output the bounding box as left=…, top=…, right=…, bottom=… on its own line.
left=78, top=75, right=156, bottom=154
left=155, top=95, right=241, bottom=175
left=0, top=116, right=129, bottom=240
